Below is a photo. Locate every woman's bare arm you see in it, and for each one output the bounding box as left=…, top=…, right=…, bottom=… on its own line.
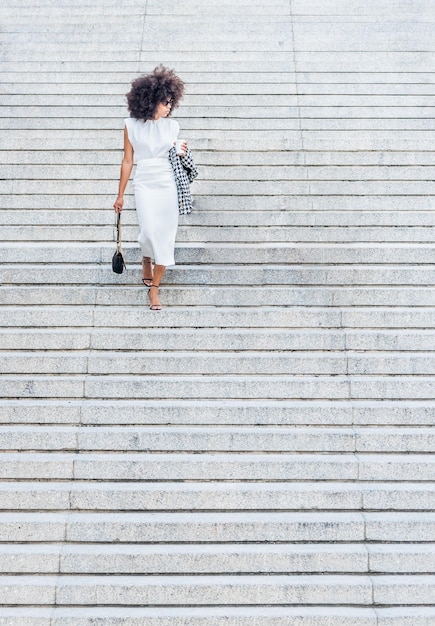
left=113, top=128, right=134, bottom=213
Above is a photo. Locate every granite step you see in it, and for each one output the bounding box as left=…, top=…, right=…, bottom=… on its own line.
left=2, top=225, right=435, bottom=243
left=2, top=243, right=435, bottom=266
left=4, top=164, right=435, bottom=180
left=1, top=350, right=435, bottom=376
left=1, top=574, right=434, bottom=607
left=1, top=511, right=433, bottom=543
left=6, top=195, right=432, bottom=211
left=2, top=210, right=435, bottom=227
left=2, top=265, right=434, bottom=287
left=0, top=607, right=434, bottom=626
left=1, top=452, right=433, bottom=483
left=4, top=118, right=435, bottom=132
left=1, top=304, right=433, bottom=328
left=3, top=452, right=435, bottom=482
left=3, top=81, right=435, bottom=96
left=1, top=399, right=433, bottom=427
left=0, top=426, right=433, bottom=452
left=2, top=327, right=435, bottom=351
left=2, top=374, right=434, bottom=401
left=1, top=543, right=433, bottom=575
left=2, top=149, right=434, bottom=166
left=0, top=481, right=433, bottom=511
left=2, top=129, right=433, bottom=151
left=2, top=69, right=434, bottom=83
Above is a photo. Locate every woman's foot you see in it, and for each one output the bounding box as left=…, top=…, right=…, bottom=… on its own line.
left=142, top=257, right=153, bottom=287
left=148, top=284, right=162, bottom=310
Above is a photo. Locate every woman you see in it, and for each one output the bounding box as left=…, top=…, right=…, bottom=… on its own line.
left=113, top=66, right=186, bottom=310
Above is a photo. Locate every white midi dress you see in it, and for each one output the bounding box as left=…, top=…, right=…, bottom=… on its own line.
left=124, top=116, right=180, bottom=266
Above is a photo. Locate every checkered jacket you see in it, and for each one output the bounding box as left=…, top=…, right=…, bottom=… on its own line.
left=168, top=146, right=198, bottom=215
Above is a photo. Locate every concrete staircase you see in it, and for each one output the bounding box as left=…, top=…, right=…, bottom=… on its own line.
left=1, top=0, right=434, bottom=623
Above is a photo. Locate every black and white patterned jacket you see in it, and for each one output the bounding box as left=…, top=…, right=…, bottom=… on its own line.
left=168, top=146, right=198, bottom=215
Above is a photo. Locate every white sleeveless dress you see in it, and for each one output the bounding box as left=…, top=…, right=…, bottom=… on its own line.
left=124, top=117, right=179, bottom=266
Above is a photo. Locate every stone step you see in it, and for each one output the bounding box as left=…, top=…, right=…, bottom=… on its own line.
left=4, top=117, right=435, bottom=132
left=0, top=60, right=300, bottom=73
left=2, top=243, right=435, bottom=266
left=0, top=72, right=300, bottom=86
left=0, top=607, right=434, bottom=626
left=3, top=328, right=435, bottom=351
left=0, top=454, right=433, bottom=483
left=1, top=350, right=435, bottom=376
left=25, top=28, right=423, bottom=43
left=0, top=304, right=346, bottom=327
left=1, top=574, right=435, bottom=606
left=4, top=286, right=434, bottom=307
left=3, top=81, right=435, bottom=96
left=3, top=0, right=429, bottom=11
left=1, top=304, right=433, bottom=329
left=0, top=38, right=294, bottom=51
left=4, top=93, right=435, bottom=107
left=186, top=210, right=435, bottom=226
left=4, top=0, right=427, bottom=19
left=2, top=125, right=434, bottom=144
left=4, top=4, right=288, bottom=16
left=1, top=49, right=288, bottom=60
left=0, top=575, right=376, bottom=607
left=1, top=399, right=433, bottom=427
left=4, top=164, right=435, bottom=181
left=1, top=69, right=434, bottom=84
left=0, top=352, right=348, bottom=376
left=4, top=16, right=294, bottom=27
left=5, top=195, right=433, bottom=212
left=2, top=374, right=433, bottom=400
left=4, top=17, right=293, bottom=32
left=1, top=511, right=432, bottom=542
left=1, top=265, right=434, bottom=288
left=3, top=209, right=435, bottom=227
left=1, top=426, right=433, bottom=452
left=3, top=149, right=434, bottom=167
left=8, top=0, right=285, bottom=5
left=2, top=129, right=433, bottom=151
left=0, top=481, right=433, bottom=510
left=5, top=178, right=435, bottom=197
left=288, top=25, right=433, bottom=52
left=4, top=226, right=435, bottom=244
left=1, top=543, right=433, bottom=575
left=1, top=52, right=432, bottom=73
left=291, top=0, right=433, bottom=17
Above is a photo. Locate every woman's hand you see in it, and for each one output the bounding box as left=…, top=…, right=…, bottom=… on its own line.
left=113, top=195, right=124, bottom=213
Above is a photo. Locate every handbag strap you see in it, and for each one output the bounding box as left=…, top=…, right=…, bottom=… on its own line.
left=115, top=212, right=122, bottom=252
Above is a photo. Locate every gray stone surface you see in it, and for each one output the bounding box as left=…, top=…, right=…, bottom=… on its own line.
left=0, top=543, right=369, bottom=574
left=64, top=512, right=366, bottom=543
left=373, top=576, right=435, bottom=605
left=2, top=481, right=434, bottom=512
left=1, top=399, right=433, bottom=426
left=0, top=607, right=380, bottom=626
left=369, top=545, right=435, bottom=574
left=0, top=606, right=431, bottom=626
left=365, top=514, right=435, bottom=542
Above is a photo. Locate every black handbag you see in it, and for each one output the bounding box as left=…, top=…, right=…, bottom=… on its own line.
left=112, top=213, right=126, bottom=274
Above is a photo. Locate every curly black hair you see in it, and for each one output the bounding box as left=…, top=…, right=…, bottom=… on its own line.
left=126, top=65, right=185, bottom=121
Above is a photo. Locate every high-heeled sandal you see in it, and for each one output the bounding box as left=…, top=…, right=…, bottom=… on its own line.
left=148, top=284, right=162, bottom=311
left=142, top=257, right=153, bottom=287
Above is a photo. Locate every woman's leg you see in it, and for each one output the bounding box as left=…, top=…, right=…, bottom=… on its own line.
left=149, top=264, right=165, bottom=309
left=142, top=257, right=153, bottom=286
